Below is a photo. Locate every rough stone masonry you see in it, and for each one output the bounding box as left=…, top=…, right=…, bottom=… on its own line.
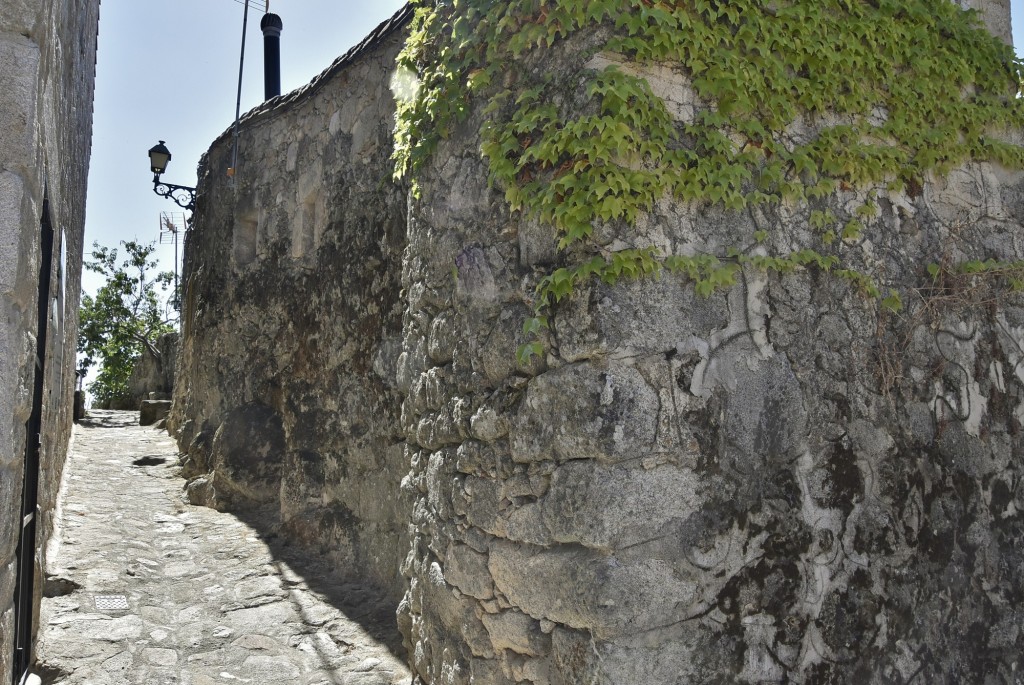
left=171, top=3, right=1024, bottom=683
left=0, top=0, right=100, bottom=678
left=168, top=9, right=413, bottom=607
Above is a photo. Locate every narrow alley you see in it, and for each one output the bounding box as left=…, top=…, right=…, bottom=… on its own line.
left=34, top=410, right=411, bottom=685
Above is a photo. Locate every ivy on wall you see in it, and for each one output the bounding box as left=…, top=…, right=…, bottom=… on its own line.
left=393, top=0, right=1024, bottom=360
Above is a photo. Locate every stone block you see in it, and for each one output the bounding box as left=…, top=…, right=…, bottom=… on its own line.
left=209, top=404, right=285, bottom=505
left=0, top=171, right=32, bottom=298
left=511, top=363, right=659, bottom=464
left=426, top=310, right=458, bottom=364
left=0, top=35, right=40, bottom=174
left=541, top=461, right=703, bottom=550
left=419, top=559, right=488, bottom=651
left=480, top=609, right=549, bottom=657
left=0, top=0, right=40, bottom=34
left=185, top=476, right=218, bottom=508
left=702, top=351, right=807, bottom=464
left=0, top=465, right=22, bottom=564
left=139, top=400, right=172, bottom=426
left=0, top=605, right=12, bottom=684
left=0, top=559, right=15, bottom=609
left=128, top=332, right=177, bottom=405
left=0, top=311, right=31, bottom=469
left=952, top=0, right=1011, bottom=43
left=551, top=625, right=728, bottom=685
left=556, top=266, right=729, bottom=363
left=488, top=540, right=697, bottom=639
left=443, top=542, right=493, bottom=600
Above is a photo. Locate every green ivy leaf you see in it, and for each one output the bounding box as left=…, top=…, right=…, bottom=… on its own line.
left=516, top=342, right=544, bottom=365
left=881, top=290, right=903, bottom=313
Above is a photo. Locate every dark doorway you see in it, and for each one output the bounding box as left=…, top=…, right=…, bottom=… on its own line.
left=12, top=199, right=55, bottom=685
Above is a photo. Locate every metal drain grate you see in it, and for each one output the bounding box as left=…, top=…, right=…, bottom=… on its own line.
left=94, top=594, right=129, bottom=611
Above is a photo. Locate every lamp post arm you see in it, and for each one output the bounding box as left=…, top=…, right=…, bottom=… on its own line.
left=152, top=177, right=197, bottom=212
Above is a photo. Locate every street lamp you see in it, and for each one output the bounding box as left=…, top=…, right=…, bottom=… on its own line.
left=148, top=141, right=196, bottom=212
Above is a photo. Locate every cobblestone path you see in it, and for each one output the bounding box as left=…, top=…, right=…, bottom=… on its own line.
left=36, top=410, right=411, bottom=685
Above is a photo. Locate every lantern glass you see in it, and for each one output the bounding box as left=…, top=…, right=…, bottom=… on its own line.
left=148, top=141, right=172, bottom=175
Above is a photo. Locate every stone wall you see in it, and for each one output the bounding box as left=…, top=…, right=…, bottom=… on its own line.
left=0, top=0, right=99, bottom=676
left=171, top=3, right=1024, bottom=683
left=399, top=127, right=1024, bottom=683
left=393, top=15, right=1024, bottom=685
left=953, top=0, right=1013, bottom=43
left=128, top=331, right=178, bottom=406
left=168, top=8, right=413, bottom=603
left=402, top=54, right=1024, bottom=685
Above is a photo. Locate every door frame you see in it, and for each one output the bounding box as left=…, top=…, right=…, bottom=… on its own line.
left=12, top=198, right=55, bottom=685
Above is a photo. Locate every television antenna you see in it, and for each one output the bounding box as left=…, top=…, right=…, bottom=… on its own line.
left=159, top=212, right=184, bottom=311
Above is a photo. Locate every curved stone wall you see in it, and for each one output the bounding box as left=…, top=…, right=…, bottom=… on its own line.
left=395, top=42, right=1024, bottom=685
left=171, top=4, right=1024, bottom=682
left=169, top=10, right=413, bottom=602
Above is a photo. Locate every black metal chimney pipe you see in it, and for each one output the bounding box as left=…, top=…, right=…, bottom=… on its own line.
left=260, top=13, right=283, bottom=100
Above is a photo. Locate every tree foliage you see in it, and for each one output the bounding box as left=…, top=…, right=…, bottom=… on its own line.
left=77, top=240, right=176, bottom=405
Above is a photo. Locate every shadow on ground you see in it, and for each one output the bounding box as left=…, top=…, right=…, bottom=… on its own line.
left=39, top=410, right=412, bottom=685
left=76, top=409, right=138, bottom=430
left=227, top=504, right=409, bottom=662
left=76, top=411, right=410, bottom=671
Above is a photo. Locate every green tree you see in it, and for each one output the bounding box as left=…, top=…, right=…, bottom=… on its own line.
left=77, top=240, right=176, bottom=406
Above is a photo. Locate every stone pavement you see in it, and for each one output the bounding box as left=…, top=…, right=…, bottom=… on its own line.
left=35, top=410, right=411, bottom=685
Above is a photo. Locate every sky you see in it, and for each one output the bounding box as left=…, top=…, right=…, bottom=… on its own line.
left=82, top=0, right=1024, bottom=301
left=81, top=0, right=407, bottom=299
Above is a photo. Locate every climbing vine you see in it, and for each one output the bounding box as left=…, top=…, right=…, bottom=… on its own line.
left=393, top=0, right=1024, bottom=362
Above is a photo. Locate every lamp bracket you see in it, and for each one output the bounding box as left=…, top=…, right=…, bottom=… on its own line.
left=152, top=177, right=196, bottom=212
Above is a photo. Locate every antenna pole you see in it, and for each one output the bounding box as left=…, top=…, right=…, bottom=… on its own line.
left=173, top=222, right=179, bottom=311
left=229, top=0, right=250, bottom=178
